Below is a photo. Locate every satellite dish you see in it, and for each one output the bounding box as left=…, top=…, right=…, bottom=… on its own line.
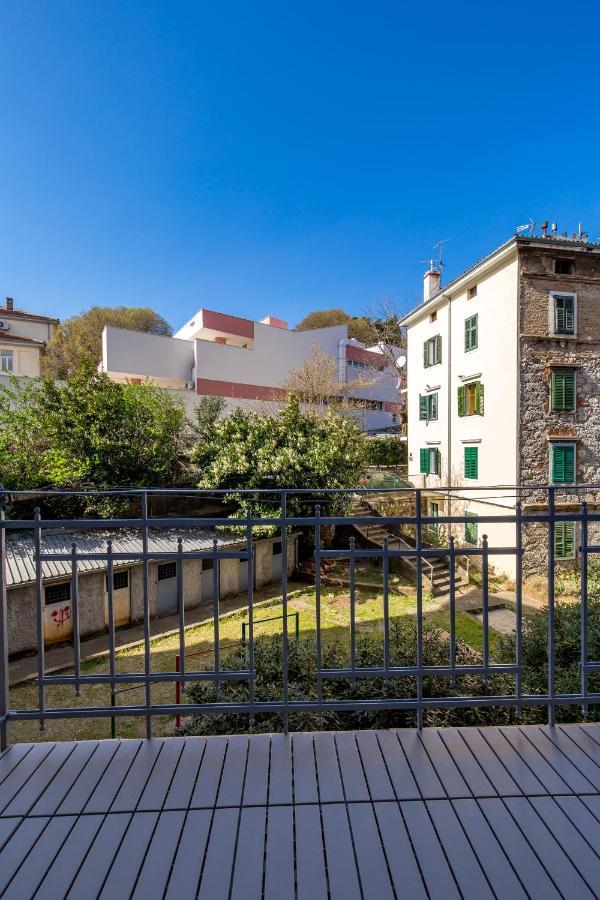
left=395, top=355, right=406, bottom=369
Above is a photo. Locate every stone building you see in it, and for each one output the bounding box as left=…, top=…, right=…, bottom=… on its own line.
left=5, top=526, right=298, bottom=657
left=400, top=223, right=600, bottom=577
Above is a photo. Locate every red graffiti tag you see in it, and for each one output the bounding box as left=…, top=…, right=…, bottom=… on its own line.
left=50, top=605, right=71, bottom=628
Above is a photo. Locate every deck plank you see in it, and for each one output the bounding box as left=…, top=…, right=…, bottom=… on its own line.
left=66, top=812, right=132, bottom=900
left=132, top=810, right=186, bottom=899
left=29, top=741, right=99, bottom=816
left=399, top=800, right=461, bottom=900
left=197, top=807, right=239, bottom=900
left=528, top=796, right=600, bottom=893
left=354, top=731, right=396, bottom=801
left=313, top=732, right=345, bottom=803
left=555, top=795, right=600, bottom=855
left=268, top=733, right=293, bottom=805
left=57, top=739, right=120, bottom=815
left=164, top=808, right=211, bottom=899
left=137, top=737, right=186, bottom=811
left=437, top=728, right=497, bottom=797
left=396, top=730, right=446, bottom=799
left=375, top=729, right=421, bottom=799
left=34, top=813, right=104, bottom=900
left=335, top=732, right=370, bottom=802
left=2, top=814, right=76, bottom=899
left=458, top=728, right=522, bottom=796
left=499, top=727, right=573, bottom=794
left=98, top=811, right=159, bottom=899
left=476, top=728, right=547, bottom=795
left=536, top=726, right=600, bottom=789
left=0, top=817, right=49, bottom=894
left=426, top=800, right=494, bottom=899
left=216, top=735, right=249, bottom=807
left=418, top=730, right=472, bottom=798
left=2, top=741, right=77, bottom=817
left=0, top=743, right=56, bottom=814
left=264, top=805, right=295, bottom=900
left=109, top=739, right=164, bottom=813
left=0, top=744, right=34, bottom=786
left=321, top=803, right=362, bottom=900
left=189, top=736, right=227, bottom=809
left=517, top=727, right=597, bottom=794
left=163, top=737, right=206, bottom=810
left=230, top=806, right=267, bottom=900
left=373, top=801, right=427, bottom=900
left=83, top=740, right=142, bottom=814
left=242, top=733, right=270, bottom=805
left=347, top=802, right=395, bottom=900
left=294, top=804, right=328, bottom=900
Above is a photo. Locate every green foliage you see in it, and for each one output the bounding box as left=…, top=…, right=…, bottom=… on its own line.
left=294, top=308, right=378, bottom=344
left=192, top=396, right=368, bottom=517
left=42, top=306, right=172, bottom=378
left=366, top=437, right=407, bottom=467
left=182, top=622, right=514, bottom=735
left=0, top=368, right=186, bottom=515
left=193, top=395, right=226, bottom=442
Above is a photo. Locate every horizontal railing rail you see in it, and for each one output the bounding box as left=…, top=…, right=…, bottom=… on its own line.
left=0, top=484, right=599, bottom=746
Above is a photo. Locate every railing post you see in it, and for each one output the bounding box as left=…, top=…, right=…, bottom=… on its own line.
left=0, top=498, right=9, bottom=750
left=71, top=542, right=81, bottom=697
left=580, top=499, right=588, bottom=718
left=110, top=689, right=116, bottom=740
left=515, top=501, right=523, bottom=720
left=315, top=504, right=323, bottom=721
left=281, top=491, right=289, bottom=733
left=34, top=507, right=45, bottom=732
left=141, top=491, right=152, bottom=740
left=547, top=486, right=556, bottom=727
left=175, top=654, right=181, bottom=729
left=449, top=535, right=456, bottom=687
left=246, top=503, right=255, bottom=727
left=415, top=489, right=423, bottom=729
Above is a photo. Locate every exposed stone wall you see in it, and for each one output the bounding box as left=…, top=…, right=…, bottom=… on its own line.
left=519, top=244, right=600, bottom=574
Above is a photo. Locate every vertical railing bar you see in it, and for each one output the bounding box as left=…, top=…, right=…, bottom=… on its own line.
left=415, top=489, right=423, bottom=729
left=281, top=491, right=289, bottom=733
left=71, top=542, right=81, bottom=697
left=34, top=507, right=45, bottom=732
left=0, top=500, right=9, bottom=750
left=581, top=499, right=588, bottom=718
left=246, top=503, right=255, bottom=727
left=449, top=535, right=456, bottom=687
left=382, top=537, right=390, bottom=675
left=315, top=504, right=323, bottom=717
left=481, top=534, right=489, bottom=686
left=547, top=486, right=556, bottom=727
left=515, top=501, right=523, bottom=720
left=107, top=538, right=116, bottom=739
left=213, top=538, right=220, bottom=694
left=177, top=537, right=185, bottom=698
left=141, top=491, right=151, bottom=740
left=349, top=536, right=356, bottom=682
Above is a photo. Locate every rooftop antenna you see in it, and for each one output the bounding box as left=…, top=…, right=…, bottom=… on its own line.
left=421, top=239, right=449, bottom=271
left=515, top=218, right=536, bottom=237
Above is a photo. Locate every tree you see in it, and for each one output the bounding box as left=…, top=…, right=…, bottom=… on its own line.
left=42, top=306, right=173, bottom=378
left=192, top=396, right=368, bottom=517
left=193, top=395, right=227, bottom=442
left=294, top=308, right=378, bottom=344
left=281, top=341, right=378, bottom=416
left=0, top=368, right=187, bottom=514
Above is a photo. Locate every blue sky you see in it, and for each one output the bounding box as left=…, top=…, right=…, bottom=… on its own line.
left=1, top=2, right=599, bottom=329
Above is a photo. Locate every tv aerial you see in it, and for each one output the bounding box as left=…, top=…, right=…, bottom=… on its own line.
left=421, top=239, right=449, bottom=271
left=515, top=218, right=536, bottom=237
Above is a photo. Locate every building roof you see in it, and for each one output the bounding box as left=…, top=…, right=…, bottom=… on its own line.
left=0, top=334, right=45, bottom=347
left=0, top=306, right=59, bottom=325
left=5, top=526, right=244, bottom=588
left=399, top=233, right=600, bottom=326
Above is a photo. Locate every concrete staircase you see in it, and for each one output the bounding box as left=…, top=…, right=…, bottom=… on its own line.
left=352, top=498, right=461, bottom=597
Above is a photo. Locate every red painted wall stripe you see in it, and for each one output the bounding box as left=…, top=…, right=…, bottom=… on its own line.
left=346, top=344, right=386, bottom=368
left=201, top=309, right=255, bottom=340
left=197, top=378, right=289, bottom=401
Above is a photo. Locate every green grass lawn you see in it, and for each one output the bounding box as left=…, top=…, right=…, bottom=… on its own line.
left=9, top=583, right=510, bottom=743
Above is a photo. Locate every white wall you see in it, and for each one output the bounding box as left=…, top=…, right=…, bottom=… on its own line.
left=101, top=326, right=195, bottom=386
left=0, top=343, right=40, bottom=377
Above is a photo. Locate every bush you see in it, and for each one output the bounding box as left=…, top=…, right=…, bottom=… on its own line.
left=182, top=620, right=515, bottom=735
left=366, top=437, right=406, bottom=467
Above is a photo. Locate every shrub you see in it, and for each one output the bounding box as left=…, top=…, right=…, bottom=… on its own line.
left=366, top=437, right=406, bottom=467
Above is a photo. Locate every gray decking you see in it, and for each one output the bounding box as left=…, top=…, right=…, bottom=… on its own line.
left=1, top=726, right=600, bottom=898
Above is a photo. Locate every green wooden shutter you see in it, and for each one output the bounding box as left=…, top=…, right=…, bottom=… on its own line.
left=555, top=295, right=575, bottom=334
left=458, top=385, right=466, bottom=417
left=555, top=296, right=565, bottom=333
left=564, top=522, right=575, bottom=557
left=431, top=393, right=438, bottom=420
left=464, top=446, right=478, bottom=479
left=420, top=448, right=429, bottom=473
left=554, top=522, right=575, bottom=558
left=551, top=370, right=575, bottom=411
left=465, top=514, right=478, bottom=544
left=423, top=341, right=429, bottom=368
left=551, top=445, right=575, bottom=483
left=564, top=371, right=575, bottom=410
left=435, top=335, right=442, bottom=364
left=564, top=445, right=575, bottom=482
left=465, top=315, right=478, bottom=351
left=476, top=382, right=484, bottom=415
left=565, top=296, right=575, bottom=334
left=419, top=395, right=428, bottom=420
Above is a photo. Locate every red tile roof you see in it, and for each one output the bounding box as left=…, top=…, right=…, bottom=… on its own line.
left=0, top=306, right=59, bottom=324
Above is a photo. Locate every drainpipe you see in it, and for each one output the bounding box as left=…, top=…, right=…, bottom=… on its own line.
left=446, top=296, right=452, bottom=520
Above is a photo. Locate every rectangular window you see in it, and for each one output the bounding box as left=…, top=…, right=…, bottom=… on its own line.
left=468, top=285, right=478, bottom=299
left=554, top=522, right=575, bottom=559
left=45, top=582, right=71, bottom=606
left=419, top=392, right=438, bottom=421
left=0, top=349, right=14, bottom=373
left=464, top=513, right=478, bottom=545
left=429, top=501, right=440, bottom=532
left=419, top=447, right=440, bottom=475
left=158, top=562, right=177, bottom=581
left=423, top=335, right=442, bottom=368
left=106, top=570, right=129, bottom=591
left=458, top=382, right=484, bottom=416
left=430, top=310, right=437, bottom=323
left=551, top=444, right=575, bottom=484
left=464, top=314, right=478, bottom=351
left=464, top=446, right=479, bottom=479
left=550, top=369, right=576, bottom=411
left=555, top=259, right=574, bottom=276
left=553, top=293, right=576, bottom=336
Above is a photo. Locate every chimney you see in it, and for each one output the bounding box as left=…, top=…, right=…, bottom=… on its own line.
left=541, top=221, right=548, bottom=237
left=5, top=297, right=13, bottom=311
left=423, top=267, right=441, bottom=302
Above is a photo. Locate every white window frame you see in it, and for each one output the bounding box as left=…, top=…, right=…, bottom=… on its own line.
left=0, top=349, right=14, bottom=373
left=549, top=291, right=577, bottom=338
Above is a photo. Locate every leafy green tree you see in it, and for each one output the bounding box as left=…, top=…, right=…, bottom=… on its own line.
left=0, top=368, right=186, bottom=514
left=193, top=395, right=227, bottom=442
left=42, top=306, right=172, bottom=378
left=192, top=396, right=368, bottom=517
left=294, top=308, right=377, bottom=344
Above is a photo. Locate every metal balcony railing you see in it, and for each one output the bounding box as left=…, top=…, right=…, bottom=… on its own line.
left=1, top=484, right=600, bottom=748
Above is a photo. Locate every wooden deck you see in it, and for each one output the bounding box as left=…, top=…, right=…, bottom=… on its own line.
left=1, top=726, right=600, bottom=898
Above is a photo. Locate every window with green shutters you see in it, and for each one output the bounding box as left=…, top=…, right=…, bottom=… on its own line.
left=551, top=369, right=576, bottom=411
left=465, top=314, right=478, bottom=351
left=551, top=444, right=575, bottom=483
left=464, top=513, right=478, bottom=544
left=420, top=447, right=440, bottom=475
left=423, top=335, right=442, bottom=367
left=553, top=293, right=576, bottom=335
left=419, top=392, right=438, bottom=421
left=458, top=382, right=484, bottom=416
left=554, top=522, right=575, bottom=559
left=464, top=446, right=478, bottom=479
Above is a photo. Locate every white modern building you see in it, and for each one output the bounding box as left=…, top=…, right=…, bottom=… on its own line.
left=400, top=226, right=600, bottom=576
left=101, top=307, right=404, bottom=432
left=0, top=297, right=58, bottom=383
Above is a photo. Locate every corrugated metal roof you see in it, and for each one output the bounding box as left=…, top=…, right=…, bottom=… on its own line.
left=5, top=526, right=244, bottom=588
